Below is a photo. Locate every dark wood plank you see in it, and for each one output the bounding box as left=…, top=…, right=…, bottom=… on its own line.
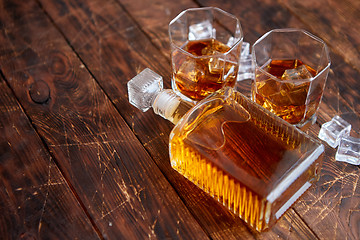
left=294, top=144, right=360, bottom=239
left=0, top=0, right=209, bottom=239
left=0, top=76, right=100, bottom=239
left=36, top=0, right=328, bottom=239
left=117, top=0, right=195, bottom=57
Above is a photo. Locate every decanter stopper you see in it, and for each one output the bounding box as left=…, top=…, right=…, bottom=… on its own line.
left=128, top=68, right=193, bottom=124
left=127, top=68, right=163, bottom=112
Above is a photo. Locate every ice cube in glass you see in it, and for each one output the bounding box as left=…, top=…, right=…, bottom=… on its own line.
left=188, top=20, right=214, bottom=40
left=281, top=65, right=313, bottom=80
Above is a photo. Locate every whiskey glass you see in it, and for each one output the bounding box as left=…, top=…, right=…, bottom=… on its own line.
left=169, top=7, right=243, bottom=102
left=251, top=29, right=331, bottom=128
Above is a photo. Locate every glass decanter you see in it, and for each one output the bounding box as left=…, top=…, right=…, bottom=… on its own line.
left=128, top=68, right=324, bottom=232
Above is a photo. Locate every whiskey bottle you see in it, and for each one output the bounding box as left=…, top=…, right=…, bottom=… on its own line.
left=128, top=68, right=324, bottom=231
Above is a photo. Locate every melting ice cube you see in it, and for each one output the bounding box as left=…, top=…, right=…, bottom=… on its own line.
left=188, top=20, right=215, bottom=40
left=318, top=116, right=351, bottom=148
left=335, top=136, right=360, bottom=165
left=281, top=65, right=313, bottom=81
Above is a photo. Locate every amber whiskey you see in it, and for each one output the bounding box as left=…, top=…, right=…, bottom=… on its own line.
left=172, top=38, right=239, bottom=101
left=169, top=88, right=323, bottom=231
left=253, top=59, right=322, bottom=124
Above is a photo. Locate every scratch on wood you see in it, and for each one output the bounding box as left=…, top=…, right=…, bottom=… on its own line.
left=148, top=209, right=160, bottom=239
left=97, top=178, right=133, bottom=220
left=61, top=117, right=71, bottom=165
left=336, top=83, right=340, bottom=114
left=143, top=132, right=165, bottom=147
left=12, top=124, right=21, bottom=135
left=49, top=136, right=130, bottom=148
left=177, top=220, right=180, bottom=235
left=98, top=143, right=107, bottom=220
left=68, top=3, right=113, bottom=47
left=352, top=174, right=359, bottom=196
left=38, top=156, right=52, bottom=233
left=99, top=201, right=127, bottom=220
left=313, top=201, right=339, bottom=224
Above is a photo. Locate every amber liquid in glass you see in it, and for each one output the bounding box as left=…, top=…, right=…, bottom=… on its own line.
left=169, top=92, right=322, bottom=231
left=172, top=39, right=238, bottom=101
left=253, top=59, right=320, bottom=124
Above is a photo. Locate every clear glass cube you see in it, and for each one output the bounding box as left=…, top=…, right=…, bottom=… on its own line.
left=335, top=136, right=360, bottom=165
left=318, top=116, right=351, bottom=148
left=238, top=42, right=254, bottom=81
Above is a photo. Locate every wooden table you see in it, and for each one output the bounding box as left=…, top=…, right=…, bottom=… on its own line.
left=1, top=0, right=359, bottom=239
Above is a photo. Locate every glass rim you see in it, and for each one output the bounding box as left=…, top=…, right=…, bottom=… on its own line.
left=168, top=7, right=243, bottom=59
left=169, top=7, right=240, bottom=27
left=252, top=28, right=331, bottom=82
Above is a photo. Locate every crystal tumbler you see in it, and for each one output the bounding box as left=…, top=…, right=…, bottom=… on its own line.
left=252, top=29, right=331, bottom=129
left=169, top=7, right=243, bottom=102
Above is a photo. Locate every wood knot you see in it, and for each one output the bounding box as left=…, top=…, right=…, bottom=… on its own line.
left=29, top=80, right=50, bottom=104
left=49, top=52, right=70, bottom=77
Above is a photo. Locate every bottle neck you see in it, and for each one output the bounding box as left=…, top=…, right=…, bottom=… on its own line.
left=152, top=90, right=193, bottom=124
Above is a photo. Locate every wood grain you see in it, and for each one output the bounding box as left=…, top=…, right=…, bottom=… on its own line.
left=0, top=76, right=100, bottom=239
left=0, top=0, right=208, bottom=239
left=278, top=0, right=360, bottom=72
left=36, top=0, right=331, bottom=238
left=1, top=0, right=359, bottom=239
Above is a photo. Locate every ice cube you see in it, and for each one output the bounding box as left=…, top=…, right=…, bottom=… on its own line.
left=226, top=37, right=236, bottom=47
left=226, top=36, right=241, bottom=48
left=238, top=54, right=253, bottom=80
left=188, top=20, right=215, bottom=40
left=241, top=42, right=250, bottom=57
left=177, top=58, right=204, bottom=83
left=201, top=42, right=229, bottom=56
left=200, top=44, right=215, bottom=56
left=281, top=65, right=313, bottom=81
left=238, top=42, right=255, bottom=80
left=208, top=54, right=225, bottom=74
left=335, top=136, right=360, bottom=165
left=256, top=79, right=280, bottom=98
left=127, top=68, right=163, bottom=112
left=279, top=82, right=309, bottom=106
left=318, top=116, right=351, bottom=148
